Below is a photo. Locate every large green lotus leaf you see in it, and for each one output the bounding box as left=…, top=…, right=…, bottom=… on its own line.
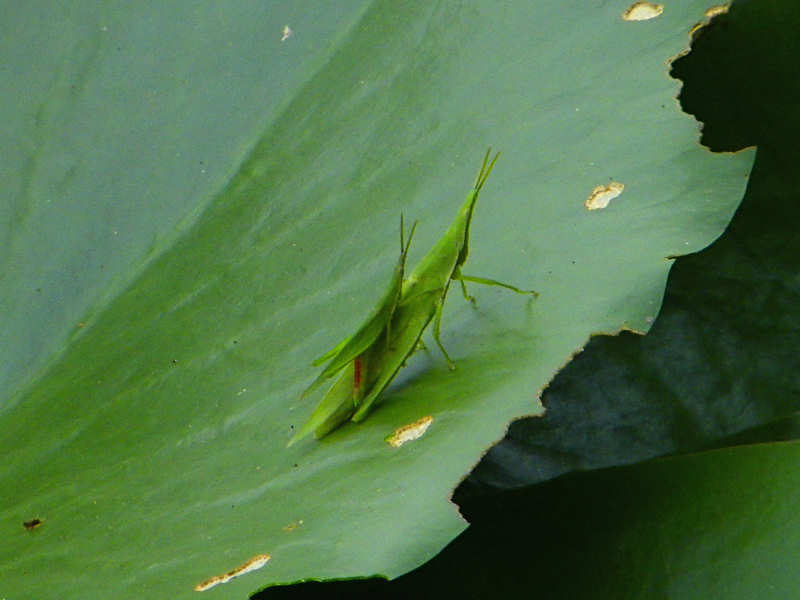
left=1, top=1, right=753, bottom=598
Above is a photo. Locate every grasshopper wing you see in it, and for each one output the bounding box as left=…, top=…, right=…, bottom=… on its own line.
left=350, top=286, right=441, bottom=422
left=288, top=362, right=356, bottom=446
left=301, top=219, right=417, bottom=400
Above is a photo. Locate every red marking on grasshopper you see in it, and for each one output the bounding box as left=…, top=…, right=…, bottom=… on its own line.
left=353, top=356, right=363, bottom=390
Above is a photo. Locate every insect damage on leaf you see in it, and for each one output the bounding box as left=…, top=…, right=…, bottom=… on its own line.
left=282, top=520, right=304, bottom=532
left=585, top=182, right=624, bottom=210
left=194, top=554, right=271, bottom=592
left=622, top=1, right=663, bottom=21
left=704, top=4, right=729, bottom=18
left=23, top=518, right=43, bottom=531
left=385, top=415, right=434, bottom=447
left=689, top=5, right=729, bottom=40
left=292, top=148, right=538, bottom=444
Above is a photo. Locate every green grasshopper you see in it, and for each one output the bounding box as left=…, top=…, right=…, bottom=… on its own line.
left=289, top=149, right=536, bottom=445
left=288, top=217, right=417, bottom=446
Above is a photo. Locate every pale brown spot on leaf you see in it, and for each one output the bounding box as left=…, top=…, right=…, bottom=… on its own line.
left=194, top=554, right=271, bottom=592
left=622, top=1, right=664, bottom=21
left=386, top=415, right=434, bottom=447
left=585, top=182, right=624, bottom=210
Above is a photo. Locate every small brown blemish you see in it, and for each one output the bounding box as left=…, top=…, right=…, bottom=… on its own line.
left=622, top=1, right=664, bottom=21
left=385, top=415, right=434, bottom=448
left=585, top=182, right=624, bottom=210
left=23, top=518, right=43, bottom=531
left=282, top=520, right=304, bottom=532
left=194, top=554, right=271, bottom=592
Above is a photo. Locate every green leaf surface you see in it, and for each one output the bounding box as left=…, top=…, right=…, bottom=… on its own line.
left=0, top=0, right=373, bottom=400
left=1, top=1, right=753, bottom=597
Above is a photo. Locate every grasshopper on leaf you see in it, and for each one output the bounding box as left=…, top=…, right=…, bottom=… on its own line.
left=290, top=149, right=537, bottom=445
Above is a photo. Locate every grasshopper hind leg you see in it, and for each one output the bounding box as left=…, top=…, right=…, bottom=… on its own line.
left=432, top=298, right=456, bottom=370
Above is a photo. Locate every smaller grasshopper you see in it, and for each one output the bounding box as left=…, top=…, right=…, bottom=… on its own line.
left=288, top=218, right=417, bottom=446
left=290, top=149, right=536, bottom=445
